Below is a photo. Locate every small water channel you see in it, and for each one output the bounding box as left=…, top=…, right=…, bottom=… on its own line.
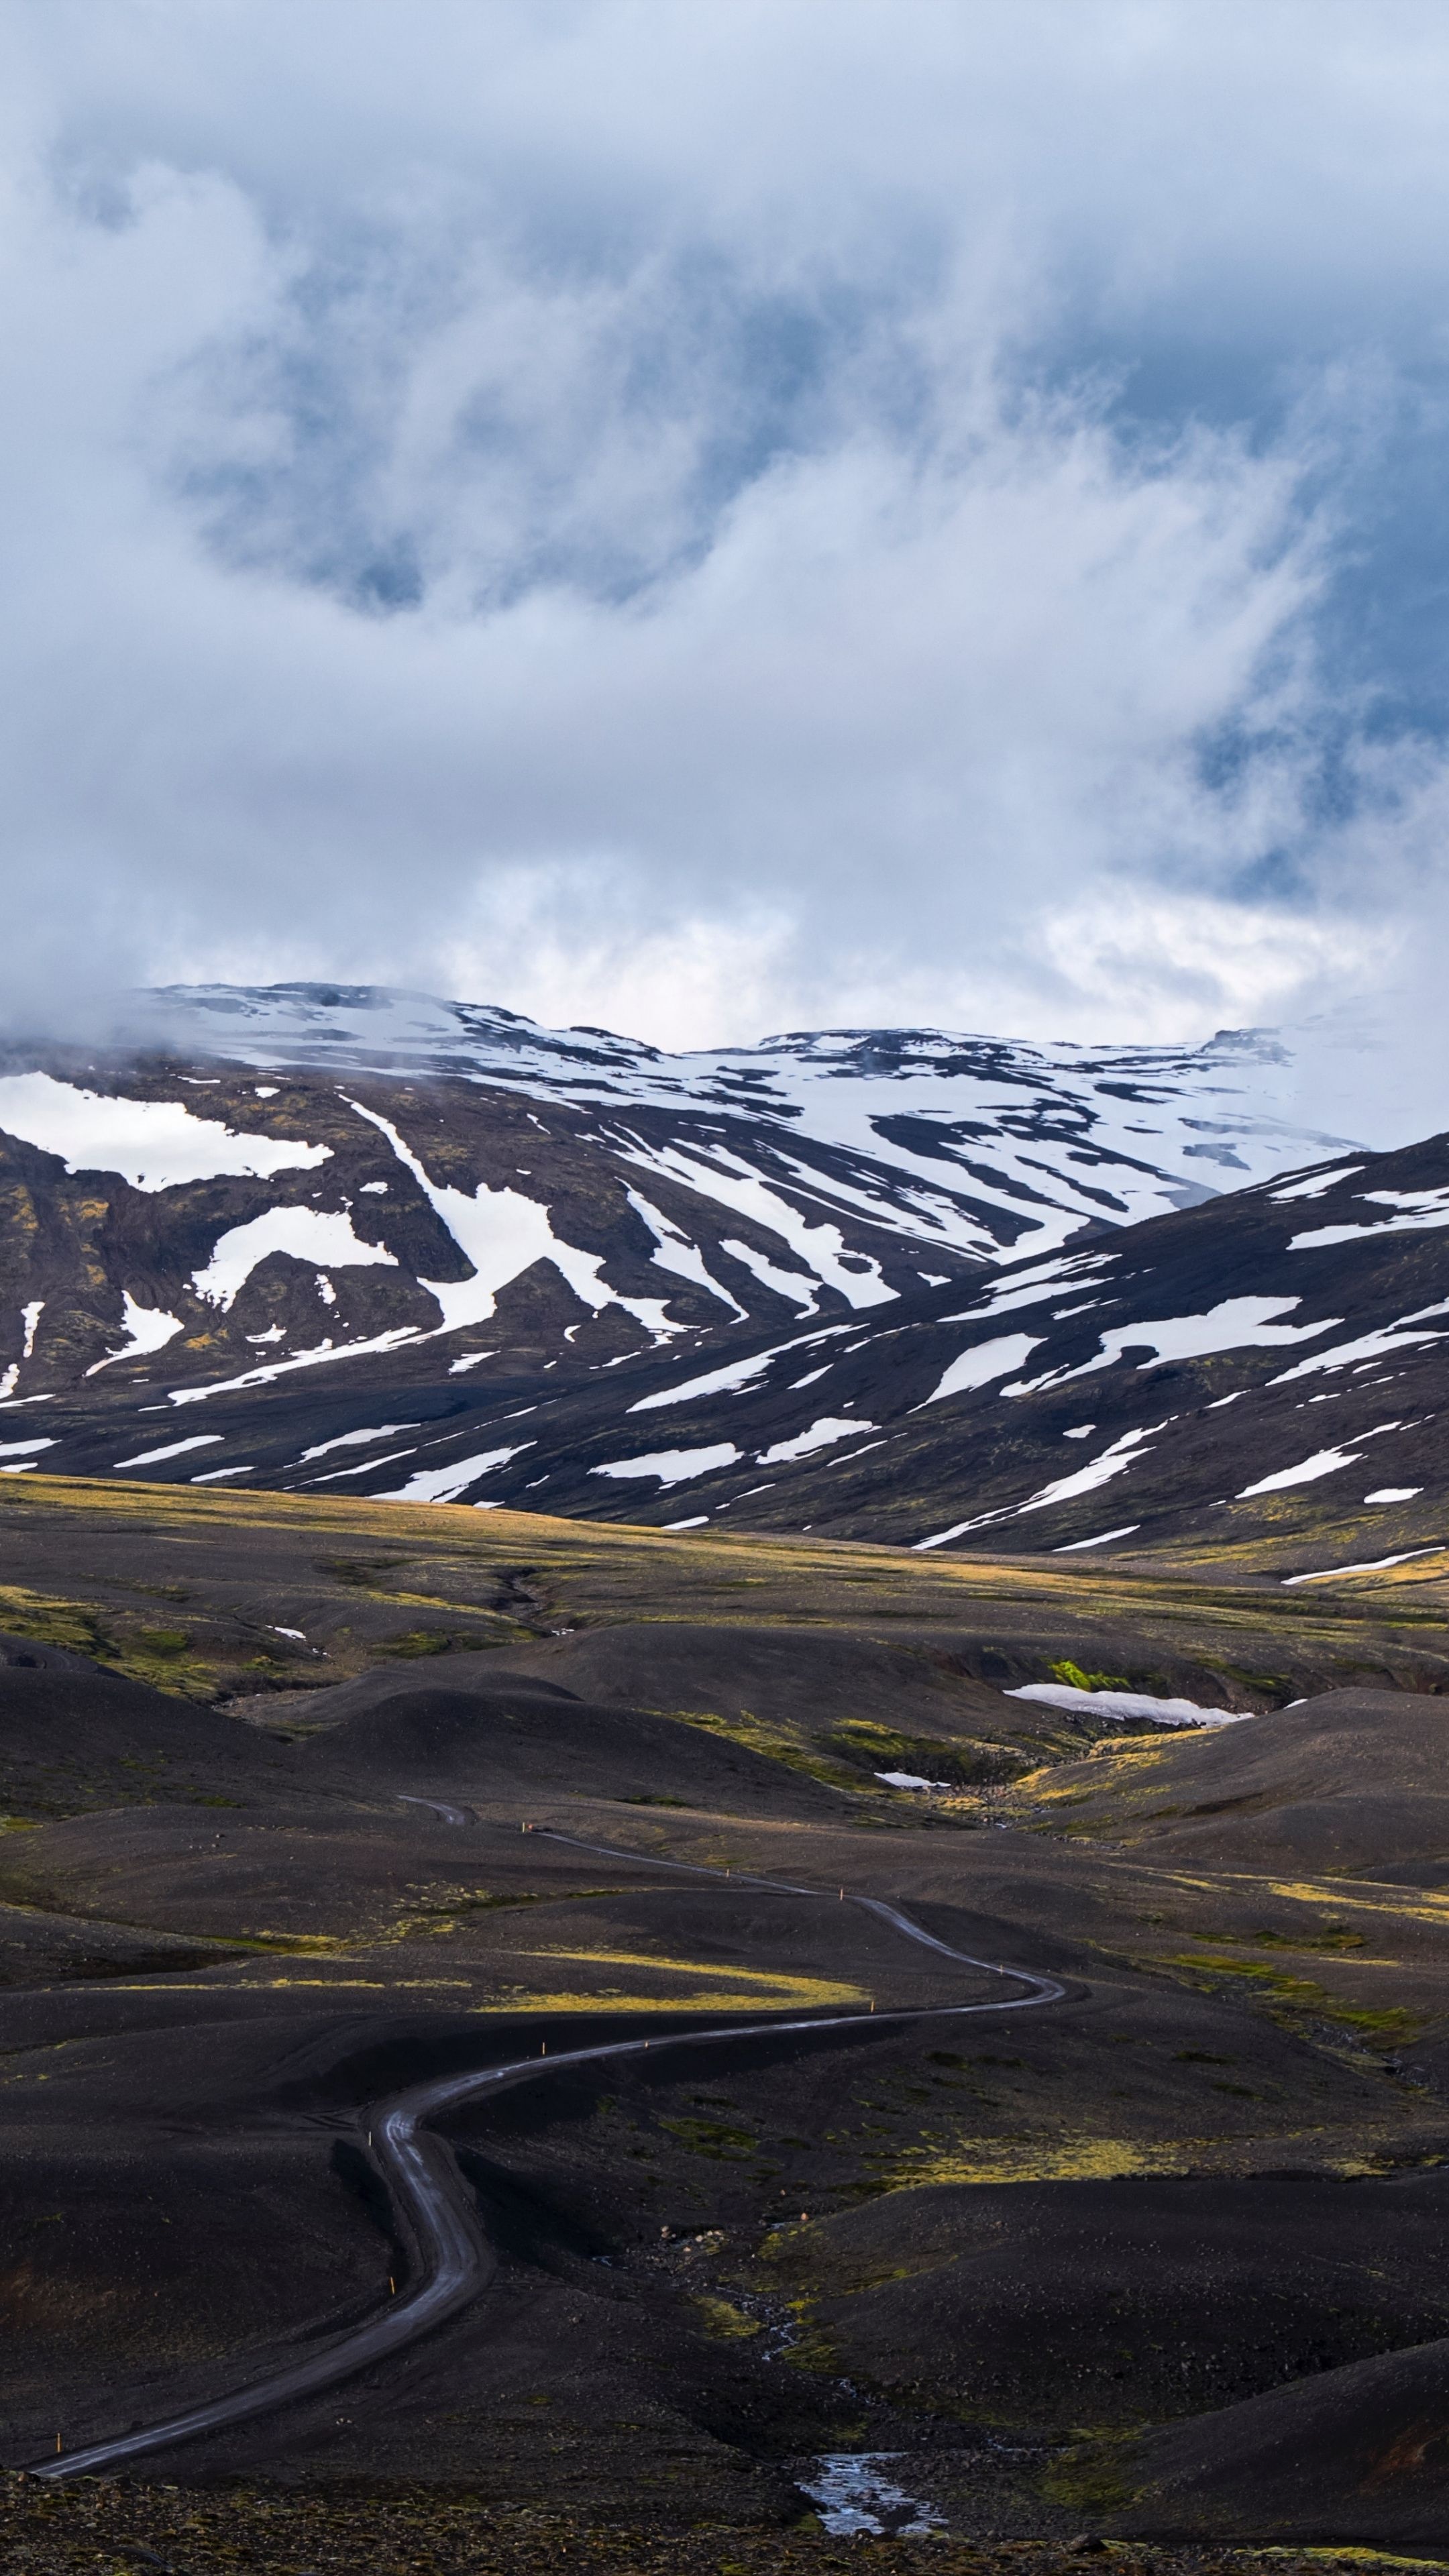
left=799, top=2452, right=946, bottom=2536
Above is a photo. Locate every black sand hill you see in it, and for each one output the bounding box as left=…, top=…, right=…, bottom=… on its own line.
left=296, top=1657, right=853, bottom=1815
left=1015, top=1685, right=1449, bottom=1876
left=6, top=1481, right=1449, bottom=2549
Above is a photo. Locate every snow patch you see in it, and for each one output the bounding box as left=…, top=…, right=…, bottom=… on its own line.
left=114, top=1435, right=223, bottom=1468
left=1290, top=1185, right=1449, bottom=1250
left=613, top=1137, right=895, bottom=1309
left=350, top=1099, right=674, bottom=1341
left=629, top=1330, right=846, bottom=1413
left=1270, top=1164, right=1364, bottom=1201
left=719, top=1237, right=820, bottom=1314
left=918, top=1332, right=1044, bottom=1405
left=912, top=1422, right=1165, bottom=1550
left=85, top=1291, right=184, bottom=1375
left=1020, top=1426, right=1161, bottom=1510
left=192, top=1207, right=398, bottom=1310
left=1238, top=1446, right=1364, bottom=1496
left=1004, top=1295, right=1339, bottom=1393
left=0, top=1073, right=331, bottom=1191
left=592, top=1444, right=743, bottom=1487
left=296, top=1422, right=420, bottom=1462
left=1284, top=1548, right=1444, bottom=1585
left=757, top=1416, right=875, bottom=1464
left=307, top=1447, right=419, bottom=1483
left=957, top=1260, right=1115, bottom=1322
left=1008, top=1684, right=1252, bottom=1727
left=1053, top=1524, right=1140, bottom=1551
left=167, top=1326, right=424, bottom=1403
left=626, top=1189, right=747, bottom=1319
left=378, top=1444, right=534, bottom=1503
left=1270, top=1300, right=1449, bottom=1383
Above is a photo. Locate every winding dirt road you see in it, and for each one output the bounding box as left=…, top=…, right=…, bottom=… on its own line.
left=28, top=1826, right=1066, bottom=2483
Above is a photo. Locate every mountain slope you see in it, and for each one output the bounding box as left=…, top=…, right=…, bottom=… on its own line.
left=8, top=1122, right=1446, bottom=1576
left=149, top=979, right=1360, bottom=1244
left=4, top=980, right=1444, bottom=1572
left=0, top=981, right=1359, bottom=1400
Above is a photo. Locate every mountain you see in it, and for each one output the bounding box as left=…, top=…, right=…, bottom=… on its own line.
left=142, top=979, right=1375, bottom=1229
left=3, top=978, right=1442, bottom=1573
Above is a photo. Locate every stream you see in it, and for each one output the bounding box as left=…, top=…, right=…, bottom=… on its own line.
left=800, top=2451, right=946, bottom=2536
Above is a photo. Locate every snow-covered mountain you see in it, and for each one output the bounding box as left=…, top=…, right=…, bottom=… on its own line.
left=3, top=979, right=1441, bottom=1576
left=144, top=979, right=1362, bottom=1254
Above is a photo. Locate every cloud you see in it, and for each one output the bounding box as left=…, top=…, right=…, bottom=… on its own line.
left=3, top=1, right=1449, bottom=1057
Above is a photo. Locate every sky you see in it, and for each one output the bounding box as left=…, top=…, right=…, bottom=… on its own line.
left=7, top=1, right=1449, bottom=1069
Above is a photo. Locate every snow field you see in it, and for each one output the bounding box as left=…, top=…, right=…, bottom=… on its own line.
left=0, top=1074, right=331, bottom=1191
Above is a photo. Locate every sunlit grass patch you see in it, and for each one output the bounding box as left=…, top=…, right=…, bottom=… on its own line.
left=642, top=1703, right=864, bottom=1792
left=1041, top=2425, right=1142, bottom=2514
left=1260, top=1876, right=1449, bottom=1931
left=665, top=2116, right=758, bottom=2161
left=1254, top=2551, right=1449, bottom=2570
left=0, top=1582, right=116, bottom=1663
left=479, top=1986, right=838, bottom=2013
left=879, top=2133, right=1188, bottom=2187
left=691, top=2293, right=761, bottom=2337
left=1162, top=1947, right=1428, bottom=2048
left=508, top=1947, right=866, bottom=2006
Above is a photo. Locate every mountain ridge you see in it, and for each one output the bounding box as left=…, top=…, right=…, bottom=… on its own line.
left=0, top=979, right=1442, bottom=1578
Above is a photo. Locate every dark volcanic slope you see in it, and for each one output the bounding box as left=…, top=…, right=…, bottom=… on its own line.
left=1016, top=1684, right=1449, bottom=1876
left=5, top=1477, right=1449, bottom=1738
left=15, top=1116, right=1449, bottom=1574
left=6, top=990, right=1319, bottom=1434
left=7, top=1476, right=1449, bottom=2540
left=297, top=1659, right=851, bottom=1817
left=0, top=981, right=1404, bottom=1571
left=1111, top=2330, right=1449, bottom=2547
left=0, top=1657, right=301, bottom=1819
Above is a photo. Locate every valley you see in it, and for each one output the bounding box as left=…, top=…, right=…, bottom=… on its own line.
left=3, top=1479, right=1449, bottom=2559
left=5, top=991, right=1449, bottom=2565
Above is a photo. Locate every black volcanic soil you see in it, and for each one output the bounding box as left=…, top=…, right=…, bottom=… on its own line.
left=0, top=2477, right=1345, bottom=2576
left=292, top=1657, right=856, bottom=1815
left=7, top=1487, right=1449, bottom=2548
